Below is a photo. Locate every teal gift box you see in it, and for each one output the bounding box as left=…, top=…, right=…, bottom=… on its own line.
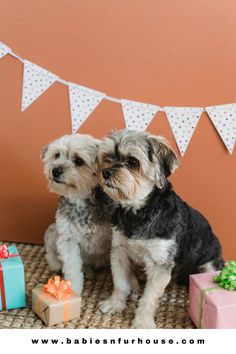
left=0, top=245, right=26, bottom=311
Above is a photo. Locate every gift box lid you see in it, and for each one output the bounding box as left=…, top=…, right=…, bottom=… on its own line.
left=0, top=245, right=23, bottom=268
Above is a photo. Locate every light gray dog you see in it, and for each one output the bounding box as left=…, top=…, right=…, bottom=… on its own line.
left=42, top=134, right=115, bottom=294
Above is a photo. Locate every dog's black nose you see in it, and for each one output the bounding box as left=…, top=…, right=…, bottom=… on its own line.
left=52, top=167, right=63, bottom=178
left=102, top=169, right=113, bottom=180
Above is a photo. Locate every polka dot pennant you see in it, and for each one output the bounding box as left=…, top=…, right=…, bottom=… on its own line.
left=205, top=104, right=236, bottom=154
left=121, top=99, right=159, bottom=131
left=21, top=60, right=58, bottom=111
left=1, top=40, right=236, bottom=155
left=0, top=42, right=11, bottom=59
left=69, top=83, right=105, bottom=133
left=165, top=107, right=203, bottom=156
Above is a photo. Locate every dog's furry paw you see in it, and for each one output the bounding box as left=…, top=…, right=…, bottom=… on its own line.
left=99, top=296, right=126, bottom=314
left=131, top=316, right=157, bottom=329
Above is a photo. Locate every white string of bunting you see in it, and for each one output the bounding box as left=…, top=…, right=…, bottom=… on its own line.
left=0, top=41, right=236, bottom=156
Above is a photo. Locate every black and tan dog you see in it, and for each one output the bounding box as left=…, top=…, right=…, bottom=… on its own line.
left=96, top=129, right=224, bottom=328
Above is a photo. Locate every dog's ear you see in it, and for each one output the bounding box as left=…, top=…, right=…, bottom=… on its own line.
left=148, top=135, right=179, bottom=188
left=40, top=144, right=49, bottom=160
left=91, top=139, right=102, bottom=176
left=92, top=154, right=99, bottom=177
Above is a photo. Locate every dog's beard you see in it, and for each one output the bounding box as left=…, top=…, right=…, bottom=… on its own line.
left=46, top=166, right=97, bottom=200
left=48, top=181, right=77, bottom=199
left=99, top=168, right=153, bottom=203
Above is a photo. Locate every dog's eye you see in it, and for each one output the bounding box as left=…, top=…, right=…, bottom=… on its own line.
left=104, top=156, right=114, bottom=163
left=55, top=153, right=60, bottom=159
left=73, top=156, right=84, bottom=167
left=127, top=157, right=139, bottom=168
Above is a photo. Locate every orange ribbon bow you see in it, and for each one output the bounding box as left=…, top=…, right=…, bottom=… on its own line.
left=43, top=276, right=72, bottom=300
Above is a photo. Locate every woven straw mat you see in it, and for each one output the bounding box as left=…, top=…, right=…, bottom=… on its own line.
left=0, top=243, right=195, bottom=329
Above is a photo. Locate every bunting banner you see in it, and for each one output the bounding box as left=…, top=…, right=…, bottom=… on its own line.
left=205, top=104, right=236, bottom=154
left=165, top=107, right=204, bottom=156
left=0, top=42, right=11, bottom=59
left=69, top=83, right=105, bottom=133
left=121, top=99, right=159, bottom=131
left=0, top=40, right=235, bottom=156
left=21, top=60, right=58, bottom=111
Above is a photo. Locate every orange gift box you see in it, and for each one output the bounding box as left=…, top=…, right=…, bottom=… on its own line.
left=32, top=277, right=81, bottom=326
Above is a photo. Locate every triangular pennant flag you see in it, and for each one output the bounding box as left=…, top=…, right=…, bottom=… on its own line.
left=69, top=83, right=105, bottom=133
left=165, top=107, right=203, bottom=156
left=0, top=42, right=11, bottom=59
left=121, top=99, right=159, bottom=131
left=22, top=60, right=58, bottom=111
left=205, top=104, right=236, bottom=154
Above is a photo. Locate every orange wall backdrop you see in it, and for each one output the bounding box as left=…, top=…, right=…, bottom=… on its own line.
left=0, top=1, right=235, bottom=259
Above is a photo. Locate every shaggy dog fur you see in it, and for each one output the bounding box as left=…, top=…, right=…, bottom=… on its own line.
left=42, top=134, right=115, bottom=294
left=96, top=129, right=224, bottom=328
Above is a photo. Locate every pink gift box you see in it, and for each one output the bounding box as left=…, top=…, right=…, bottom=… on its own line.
left=189, top=272, right=236, bottom=328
